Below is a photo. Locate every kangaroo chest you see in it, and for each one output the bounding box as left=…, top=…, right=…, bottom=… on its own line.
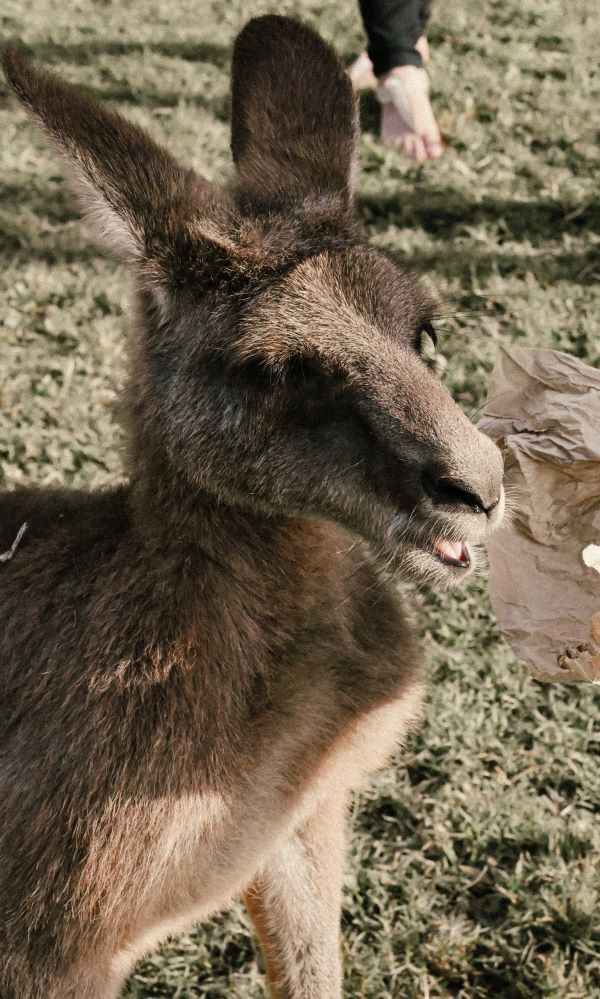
left=117, top=667, right=423, bottom=964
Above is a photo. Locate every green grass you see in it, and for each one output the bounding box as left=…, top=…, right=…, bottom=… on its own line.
left=1, top=0, right=599, bottom=995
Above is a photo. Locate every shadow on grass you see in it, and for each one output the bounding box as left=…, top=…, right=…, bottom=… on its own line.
left=0, top=38, right=231, bottom=68
left=385, top=243, right=599, bottom=286
left=357, top=90, right=380, bottom=136
left=0, top=39, right=231, bottom=117
left=2, top=75, right=228, bottom=118
left=0, top=237, right=101, bottom=265
left=357, top=189, right=600, bottom=240
left=75, top=80, right=229, bottom=117
left=0, top=181, right=78, bottom=225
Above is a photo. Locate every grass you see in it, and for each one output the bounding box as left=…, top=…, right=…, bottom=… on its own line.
left=1, top=0, right=599, bottom=995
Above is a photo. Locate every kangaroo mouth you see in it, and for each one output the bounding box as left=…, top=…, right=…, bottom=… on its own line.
left=385, top=524, right=475, bottom=587
left=379, top=513, right=480, bottom=586
left=381, top=488, right=505, bottom=586
left=431, top=538, right=470, bottom=569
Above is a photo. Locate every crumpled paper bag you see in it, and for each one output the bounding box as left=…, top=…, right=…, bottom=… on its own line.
left=479, top=346, right=600, bottom=684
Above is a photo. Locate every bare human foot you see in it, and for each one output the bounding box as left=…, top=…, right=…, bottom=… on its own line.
left=378, top=65, right=443, bottom=163
left=348, top=36, right=430, bottom=88
left=347, top=51, right=377, bottom=90
left=347, top=39, right=442, bottom=163
left=415, top=35, right=430, bottom=64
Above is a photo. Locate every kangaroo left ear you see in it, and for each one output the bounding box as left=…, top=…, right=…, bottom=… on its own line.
left=230, top=16, right=359, bottom=212
left=2, top=48, right=234, bottom=268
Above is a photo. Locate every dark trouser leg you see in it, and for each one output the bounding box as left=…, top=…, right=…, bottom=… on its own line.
left=358, top=0, right=430, bottom=75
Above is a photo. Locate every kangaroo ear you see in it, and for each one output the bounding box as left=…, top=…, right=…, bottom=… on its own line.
left=2, top=48, right=231, bottom=265
left=231, top=16, right=358, bottom=210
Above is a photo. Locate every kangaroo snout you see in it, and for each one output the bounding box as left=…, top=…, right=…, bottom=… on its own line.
left=422, top=471, right=500, bottom=516
left=381, top=406, right=505, bottom=583
left=421, top=429, right=504, bottom=522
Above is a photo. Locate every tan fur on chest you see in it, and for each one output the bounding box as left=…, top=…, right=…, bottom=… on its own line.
left=105, top=680, right=424, bottom=976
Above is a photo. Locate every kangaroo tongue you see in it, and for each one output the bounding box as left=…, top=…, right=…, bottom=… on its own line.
left=433, top=539, right=470, bottom=567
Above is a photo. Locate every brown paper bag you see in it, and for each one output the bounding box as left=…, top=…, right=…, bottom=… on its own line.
left=479, top=346, right=600, bottom=684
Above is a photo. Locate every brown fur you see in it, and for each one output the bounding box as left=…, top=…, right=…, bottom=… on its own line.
left=0, top=16, right=504, bottom=998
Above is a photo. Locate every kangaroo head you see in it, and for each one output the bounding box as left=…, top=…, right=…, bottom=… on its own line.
left=3, top=15, right=503, bottom=587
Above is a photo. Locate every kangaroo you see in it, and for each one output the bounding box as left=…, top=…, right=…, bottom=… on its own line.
left=0, top=16, right=504, bottom=999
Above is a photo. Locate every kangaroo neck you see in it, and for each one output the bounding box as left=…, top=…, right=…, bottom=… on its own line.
left=128, top=467, right=338, bottom=583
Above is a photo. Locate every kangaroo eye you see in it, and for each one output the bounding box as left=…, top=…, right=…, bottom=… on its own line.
left=417, top=322, right=437, bottom=358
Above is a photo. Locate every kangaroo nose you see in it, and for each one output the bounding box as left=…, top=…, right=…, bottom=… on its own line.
left=422, top=471, right=500, bottom=516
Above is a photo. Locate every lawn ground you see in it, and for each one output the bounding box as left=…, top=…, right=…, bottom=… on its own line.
left=1, top=0, right=599, bottom=996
